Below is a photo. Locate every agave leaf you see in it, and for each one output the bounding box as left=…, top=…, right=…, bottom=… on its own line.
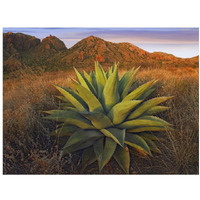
left=50, top=125, right=79, bottom=137
left=106, top=69, right=109, bottom=79
left=81, top=111, right=113, bottom=129
left=65, top=130, right=103, bottom=147
left=127, top=126, right=173, bottom=133
left=90, top=72, right=98, bottom=92
left=44, top=110, right=95, bottom=129
left=54, top=85, right=87, bottom=112
left=83, top=70, right=93, bottom=84
left=121, top=67, right=140, bottom=99
left=61, top=129, right=103, bottom=155
left=113, top=145, right=130, bottom=174
left=93, top=138, right=104, bottom=163
left=72, top=82, right=104, bottom=113
left=82, top=146, right=97, bottom=167
left=128, top=96, right=173, bottom=120
left=137, top=88, right=155, bottom=100
left=95, top=62, right=107, bottom=99
left=140, top=116, right=172, bottom=126
left=108, top=66, right=114, bottom=77
left=142, top=137, right=161, bottom=153
left=98, top=138, right=117, bottom=172
left=106, top=66, right=113, bottom=78
left=100, top=128, right=125, bottom=147
left=122, top=80, right=157, bottom=101
left=138, top=133, right=159, bottom=140
left=125, top=133, right=152, bottom=156
left=43, top=110, right=66, bottom=115
left=118, top=116, right=170, bottom=129
left=102, top=63, right=120, bottom=113
left=118, top=69, right=133, bottom=95
left=56, top=96, right=74, bottom=106
left=108, top=100, right=142, bottom=124
left=62, top=139, right=97, bottom=156
left=73, top=67, right=97, bottom=96
left=144, top=106, right=170, bottom=115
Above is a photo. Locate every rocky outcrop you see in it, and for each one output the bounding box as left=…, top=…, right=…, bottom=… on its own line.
left=3, top=32, right=40, bottom=55
left=41, top=35, right=66, bottom=51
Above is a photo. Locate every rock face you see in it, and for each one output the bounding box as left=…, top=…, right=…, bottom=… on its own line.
left=3, top=32, right=40, bottom=57
left=40, top=35, right=66, bottom=51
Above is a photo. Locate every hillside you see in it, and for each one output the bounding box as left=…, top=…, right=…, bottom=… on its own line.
left=3, top=33, right=199, bottom=76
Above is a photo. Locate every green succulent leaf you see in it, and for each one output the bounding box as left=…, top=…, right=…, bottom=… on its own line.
left=144, top=106, right=170, bottom=115
left=61, top=129, right=103, bottom=155
left=118, top=69, right=133, bottom=95
left=107, top=66, right=113, bottom=78
left=91, top=72, right=98, bottom=92
left=74, top=67, right=97, bottom=96
left=56, top=96, right=74, bottom=106
left=100, top=128, right=125, bottom=147
left=140, top=115, right=172, bottom=126
left=108, top=100, right=142, bottom=124
left=43, top=109, right=66, bottom=115
left=127, top=126, right=172, bottom=133
left=81, top=111, right=113, bottom=129
left=122, top=80, right=157, bottom=101
left=95, top=61, right=107, bottom=99
left=125, top=133, right=152, bottom=156
left=83, top=70, right=93, bottom=84
left=113, top=145, right=130, bottom=174
left=121, top=67, right=140, bottom=99
left=137, top=88, right=155, bottom=100
left=141, top=137, right=161, bottom=153
left=128, top=96, right=173, bottom=120
left=93, top=138, right=104, bottom=162
left=44, top=110, right=95, bottom=129
left=72, top=82, right=104, bottom=113
left=50, top=125, right=79, bottom=137
left=96, top=137, right=117, bottom=172
left=138, top=133, right=159, bottom=140
left=54, top=85, right=87, bottom=112
left=102, top=63, right=120, bottom=113
left=118, top=115, right=171, bottom=129
left=82, top=146, right=97, bottom=167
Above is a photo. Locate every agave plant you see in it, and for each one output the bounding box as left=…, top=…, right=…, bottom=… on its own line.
left=45, top=62, right=172, bottom=173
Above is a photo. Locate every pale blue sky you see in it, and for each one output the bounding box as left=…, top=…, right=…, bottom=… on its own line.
left=3, top=28, right=199, bottom=58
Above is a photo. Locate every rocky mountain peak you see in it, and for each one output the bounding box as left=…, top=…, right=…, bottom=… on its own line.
left=41, top=35, right=66, bottom=50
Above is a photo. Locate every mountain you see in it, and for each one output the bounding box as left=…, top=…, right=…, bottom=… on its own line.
left=33, top=34, right=66, bottom=54
left=3, top=32, right=68, bottom=73
left=63, top=35, right=198, bottom=69
left=3, top=32, right=40, bottom=57
left=3, top=33, right=199, bottom=75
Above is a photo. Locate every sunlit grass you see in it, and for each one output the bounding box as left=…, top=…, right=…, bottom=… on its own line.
left=3, top=66, right=199, bottom=174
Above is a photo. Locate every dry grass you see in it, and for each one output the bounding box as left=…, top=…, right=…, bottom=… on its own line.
left=3, top=66, right=199, bottom=174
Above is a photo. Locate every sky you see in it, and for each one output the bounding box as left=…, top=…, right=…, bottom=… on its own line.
left=3, top=28, right=199, bottom=58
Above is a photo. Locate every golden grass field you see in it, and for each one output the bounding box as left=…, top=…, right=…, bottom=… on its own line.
left=3, top=65, right=199, bottom=174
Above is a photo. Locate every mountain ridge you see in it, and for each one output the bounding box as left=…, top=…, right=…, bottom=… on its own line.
left=3, top=32, right=199, bottom=75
